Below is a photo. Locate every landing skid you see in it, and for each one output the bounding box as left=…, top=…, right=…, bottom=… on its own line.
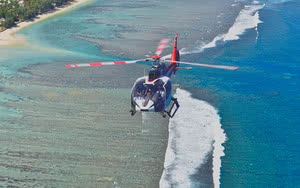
left=130, top=102, right=137, bottom=116
left=160, top=112, right=167, bottom=118
left=164, top=97, right=180, bottom=118
left=130, top=109, right=136, bottom=116
left=130, top=97, right=179, bottom=118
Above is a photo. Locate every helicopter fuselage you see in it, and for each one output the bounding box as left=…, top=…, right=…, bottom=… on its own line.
left=130, top=60, right=180, bottom=118
left=64, top=34, right=238, bottom=118
left=130, top=34, right=181, bottom=118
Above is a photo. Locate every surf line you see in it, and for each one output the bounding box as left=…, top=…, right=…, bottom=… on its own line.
left=171, top=3, right=265, bottom=57
left=159, top=89, right=226, bottom=188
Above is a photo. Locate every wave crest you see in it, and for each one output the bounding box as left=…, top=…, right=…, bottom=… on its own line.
left=169, top=3, right=264, bottom=57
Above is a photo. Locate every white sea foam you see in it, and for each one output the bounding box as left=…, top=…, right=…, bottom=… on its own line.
left=268, top=0, right=292, bottom=4
left=201, top=3, right=264, bottom=51
left=160, top=89, right=226, bottom=188
left=161, top=3, right=264, bottom=59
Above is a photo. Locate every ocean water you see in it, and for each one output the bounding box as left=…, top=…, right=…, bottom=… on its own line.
left=0, top=0, right=299, bottom=187
left=173, top=0, right=300, bottom=187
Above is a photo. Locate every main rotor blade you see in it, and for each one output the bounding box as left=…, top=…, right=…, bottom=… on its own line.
left=155, top=38, right=171, bottom=56
left=164, top=60, right=239, bottom=70
left=65, top=59, right=145, bottom=68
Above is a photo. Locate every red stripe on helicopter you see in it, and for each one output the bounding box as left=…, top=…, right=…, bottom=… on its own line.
left=159, top=42, right=168, bottom=46
left=156, top=48, right=163, bottom=52
left=65, top=65, right=73, bottom=68
left=114, top=61, right=126, bottom=64
left=89, top=62, right=103, bottom=66
left=74, top=64, right=78, bottom=67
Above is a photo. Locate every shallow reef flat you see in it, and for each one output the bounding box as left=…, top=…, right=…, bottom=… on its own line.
left=0, top=62, right=168, bottom=187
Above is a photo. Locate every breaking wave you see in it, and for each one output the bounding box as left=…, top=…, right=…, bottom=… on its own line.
left=168, top=3, right=265, bottom=57
left=205, top=3, right=264, bottom=47
left=160, top=89, right=226, bottom=188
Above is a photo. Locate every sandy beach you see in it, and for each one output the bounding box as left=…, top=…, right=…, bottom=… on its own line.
left=0, top=0, right=90, bottom=46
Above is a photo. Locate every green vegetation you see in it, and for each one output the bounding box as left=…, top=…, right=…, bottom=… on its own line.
left=0, top=0, right=74, bottom=30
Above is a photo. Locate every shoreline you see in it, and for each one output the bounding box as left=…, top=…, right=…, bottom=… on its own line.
left=0, top=0, right=91, bottom=46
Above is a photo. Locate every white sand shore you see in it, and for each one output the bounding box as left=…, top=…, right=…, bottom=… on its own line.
left=0, top=0, right=90, bottom=46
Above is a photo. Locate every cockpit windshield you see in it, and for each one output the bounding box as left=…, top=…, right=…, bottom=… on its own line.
left=132, top=79, right=166, bottom=99
left=132, top=78, right=171, bottom=112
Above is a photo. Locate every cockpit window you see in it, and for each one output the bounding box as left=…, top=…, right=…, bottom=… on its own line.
left=132, top=78, right=170, bottom=112
left=133, top=79, right=145, bottom=96
left=133, top=79, right=166, bottom=99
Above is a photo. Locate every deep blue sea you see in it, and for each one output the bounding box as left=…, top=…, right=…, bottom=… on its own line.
left=220, top=1, right=300, bottom=186
left=0, top=0, right=299, bottom=187
left=178, top=1, right=300, bottom=186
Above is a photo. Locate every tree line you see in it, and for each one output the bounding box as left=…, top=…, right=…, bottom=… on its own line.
left=0, top=0, right=74, bottom=29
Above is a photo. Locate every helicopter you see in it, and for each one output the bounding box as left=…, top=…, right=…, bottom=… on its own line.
left=65, top=34, right=239, bottom=118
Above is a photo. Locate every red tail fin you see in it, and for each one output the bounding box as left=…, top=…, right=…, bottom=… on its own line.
left=170, top=34, right=180, bottom=64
